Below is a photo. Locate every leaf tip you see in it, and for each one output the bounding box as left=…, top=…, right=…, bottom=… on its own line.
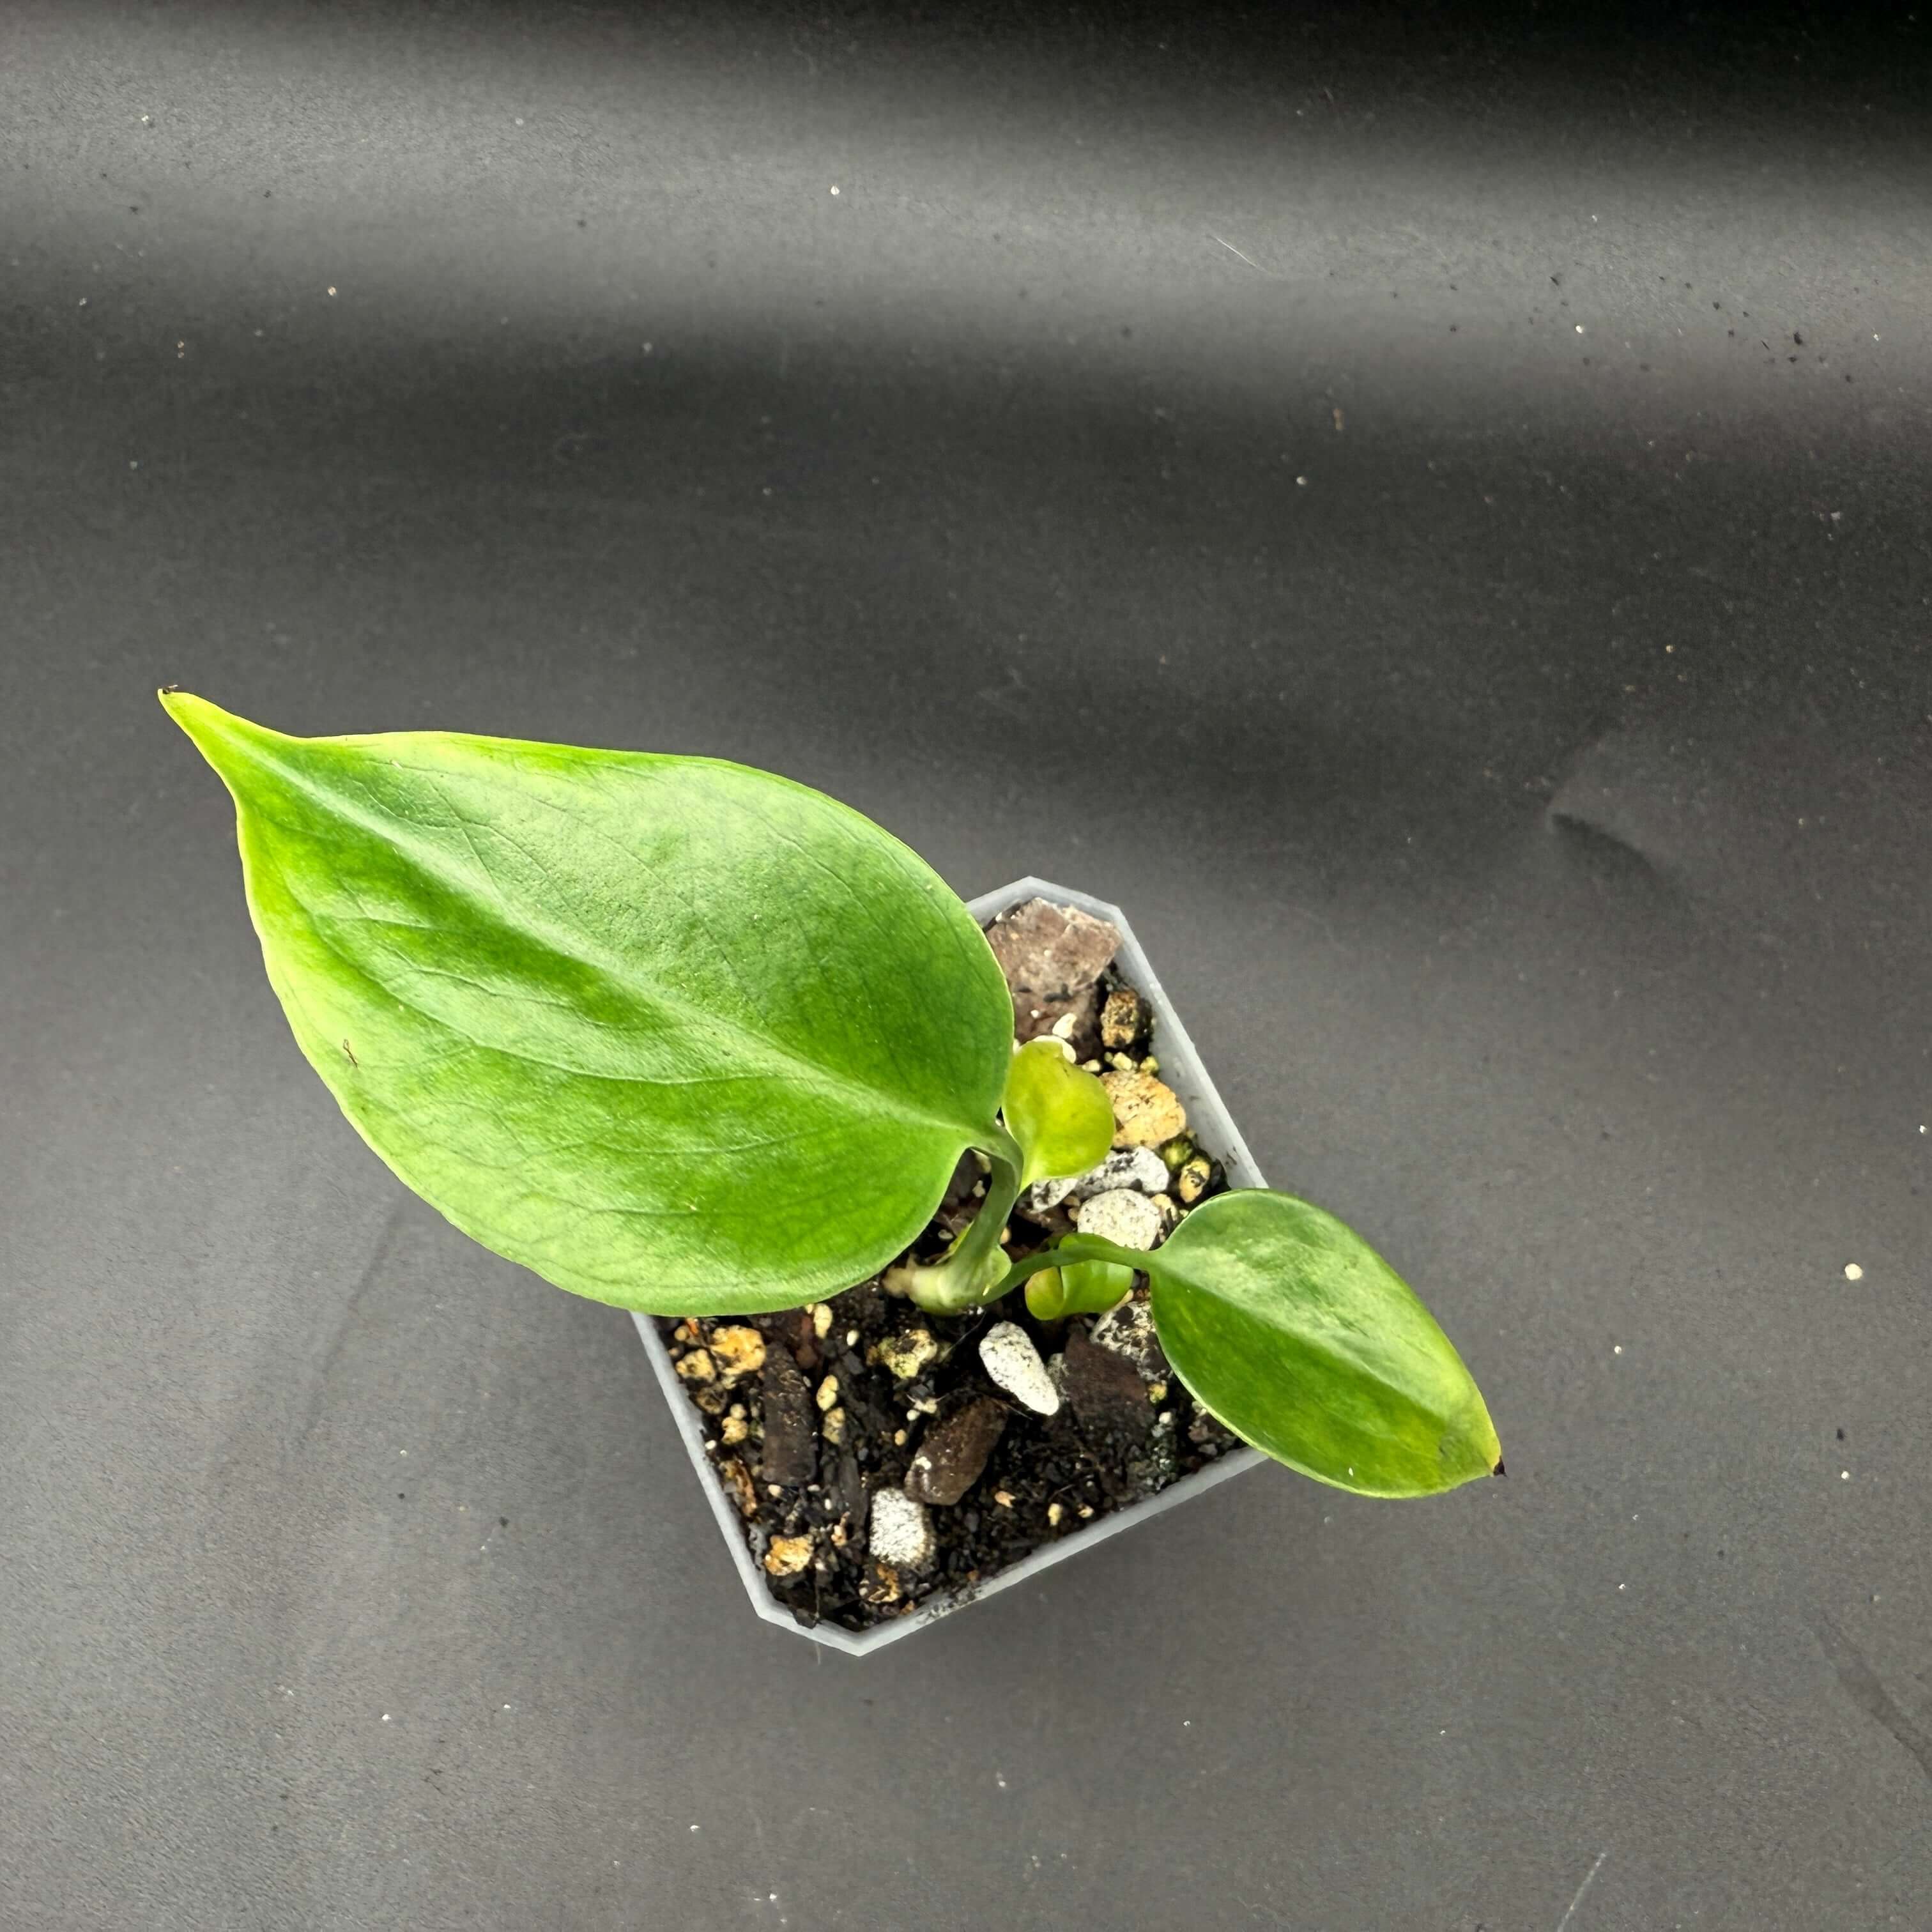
left=158, top=685, right=223, bottom=740
left=157, top=684, right=194, bottom=729
left=1492, top=1457, right=1506, bottom=1478
left=158, top=690, right=286, bottom=781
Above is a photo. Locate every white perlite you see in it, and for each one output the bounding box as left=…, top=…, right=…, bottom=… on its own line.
left=869, top=1487, right=935, bottom=1569
left=1071, top=1147, right=1170, bottom=1200
left=1025, top=1147, right=1167, bottom=1218
left=1073, top=1188, right=1162, bottom=1251
left=979, top=1321, right=1061, bottom=1416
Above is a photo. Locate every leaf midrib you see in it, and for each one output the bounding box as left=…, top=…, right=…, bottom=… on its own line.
left=238, top=752, right=995, bottom=1149
left=1153, top=1232, right=1462, bottom=1425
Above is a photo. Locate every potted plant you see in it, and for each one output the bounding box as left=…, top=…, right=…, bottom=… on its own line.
left=162, top=693, right=1503, bottom=1652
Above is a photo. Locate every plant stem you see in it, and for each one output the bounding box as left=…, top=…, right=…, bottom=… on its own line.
left=992, top=1247, right=1071, bottom=1294
left=993, top=1233, right=1149, bottom=1298
left=893, top=1124, right=1028, bottom=1315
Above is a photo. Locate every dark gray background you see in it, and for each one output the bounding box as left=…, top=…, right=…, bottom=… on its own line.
left=5, top=3, right=1929, bottom=1926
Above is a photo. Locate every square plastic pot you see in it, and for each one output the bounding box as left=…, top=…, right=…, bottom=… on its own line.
left=630, top=876, right=1269, bottom=1655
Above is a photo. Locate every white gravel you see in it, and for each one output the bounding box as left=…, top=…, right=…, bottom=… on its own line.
left=1070, top=1147, right=1170, bottom=1199
left=869, top=1488, right=936, bottom=1569
left=1073, top=1188, right=1162, bottom=1251
left=1024, top=1147, right=1167, bottom=1218
left=978, top=1320, right=1061, bottom=1416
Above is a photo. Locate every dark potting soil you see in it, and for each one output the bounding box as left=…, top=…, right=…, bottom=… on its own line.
left=653, top=944, right=1243, bottom=1634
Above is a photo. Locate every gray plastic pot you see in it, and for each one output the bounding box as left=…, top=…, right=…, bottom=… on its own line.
left=630, top=876, right=1268, bottom=1655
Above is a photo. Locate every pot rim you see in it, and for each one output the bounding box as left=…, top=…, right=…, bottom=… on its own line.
left=631, top=875, right=1269, bottom=1655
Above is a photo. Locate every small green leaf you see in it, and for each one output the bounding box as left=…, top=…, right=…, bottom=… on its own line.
left=1002, top=1039, right=1115, bottom=1188
left=162, top=693, right=1016, bottom=1315
left=1144, top=1191, right=1500, bottom=1496
left=1025, top=1256, right=1136, bottom=1321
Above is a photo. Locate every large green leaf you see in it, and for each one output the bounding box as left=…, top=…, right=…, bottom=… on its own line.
left=1144, top=1191, right=1501, bottom=1496
left=163, top=693, right=1016, bottom=1314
